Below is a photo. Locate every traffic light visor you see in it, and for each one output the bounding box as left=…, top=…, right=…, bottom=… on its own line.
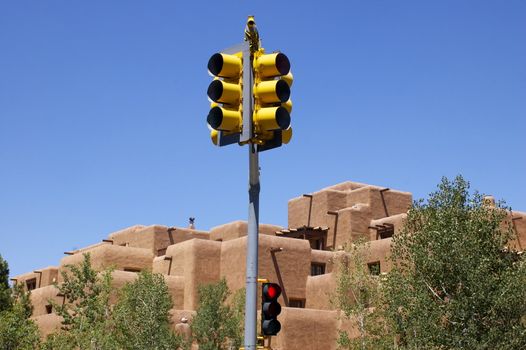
left=254, top=80, right=290, bottom=104
left=207, top=106, right=241, bottom=132
left=254, top=106, right=290, bottom=131
left=207, top=53, right=242, bottom=78
left=256, top=53, right=290, bottom=78
left=207, top=80, right=241, bottom=105
left=282, top=127, right=292, bottom=144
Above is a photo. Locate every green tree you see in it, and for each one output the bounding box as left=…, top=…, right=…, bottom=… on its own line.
left=385, top=176, right=526, bottom=349
left=113, top=271, right=184, bottom=350
left=332, top=243, right=393, bottom=350
left=191, top=279, right=244, bottom=350
left=45, top=253, right=116, bottom=350
left=0, top=254, right=12, bottom=312
left=0, top=282, right=41, bottom=350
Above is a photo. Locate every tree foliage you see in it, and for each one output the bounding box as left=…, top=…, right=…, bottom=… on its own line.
left=0, top=254, right=12, bottom=313
left=0, top=282, right=40, bottom=350
left=332, top=243, right=393, bottom=350
left=45, top=253, right=116, bottom=350
left=384, top=176, right=526, bottom=349
left=42, top=254, right=189, bottom=350
left=113, top=271, right=184, bottom=350
left=191, top=279, right=244, bottom=350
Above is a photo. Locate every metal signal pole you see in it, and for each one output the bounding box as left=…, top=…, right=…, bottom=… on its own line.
left=245, top=142, right=260, bottom=349
left=243, top=21, right=259, bottom=349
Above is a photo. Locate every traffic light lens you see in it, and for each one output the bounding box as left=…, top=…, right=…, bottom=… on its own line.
left=275, top=53, right=290, bottom=76
left=207, top=106, right=223, bottom=129
left=275, top=107, right=291, bottom=130
left=263, top=301, right=282, bottom=317
left=207, top=53, right=224, bottom=76
left=275, top=80, right=291, bottom=102
left=268, top=285, right=278, bottom=298
left=207, top=80, right=223, bottom=102
left=262, top=319, right=281, bottom=335
left=264, top=283, right=282, bottom=299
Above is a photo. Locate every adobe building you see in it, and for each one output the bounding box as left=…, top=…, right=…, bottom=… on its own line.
left=12, top=181, right=526, bottom=349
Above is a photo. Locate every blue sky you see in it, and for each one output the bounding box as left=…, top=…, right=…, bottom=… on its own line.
left=1, top=1, right=525, bottom=277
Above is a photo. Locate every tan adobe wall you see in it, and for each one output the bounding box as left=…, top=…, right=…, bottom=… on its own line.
left=108, top=224, right=209, bottom=256
left=220, top=235, right=311, bottom=306
left=310, top=249, right=335, bottom=270
left=288, top=182, right=412, bottom=249
left=507, top=210, right=526, bottom=251
left=32, top=314, right=62, bottom=338
left=209, top=220, right=283, bottom=241
left=369, top=213, right=406, bottom=240
left=59, top=245, right=153, bottom=281
left=165, top=239, right=222, bottom=310
left=273, top=307, right=339, bottom=350
left=29, top=285, right=62, bottom=317
left=323, top=181, right=369, bottom=192
left=305, top=273, right=336, bottom=310
left=12, top=266, right=58, bottom=290
left=331, top=205, right=372, bottom=247
left=289, top=190, right=348, bottom=229
left=346, top=186, right=412, bottom=220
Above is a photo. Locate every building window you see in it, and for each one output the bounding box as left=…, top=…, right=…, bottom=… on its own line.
left=289, top=299, right=305, bottom=308
left=45, top=305, right=53, bottom=314
left=309, top=238, right=325, bottom=250
left=157, top=248, right=167, bottom=256
left=311, top=263, right=326, bottom=276
left=26, top=278, right=37, bottom=291
left=377, top=225, right=394, bottom=239
left=367, top=261, right=381, bottom=275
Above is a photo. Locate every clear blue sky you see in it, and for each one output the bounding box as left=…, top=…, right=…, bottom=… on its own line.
left=1, top=1, right=525, bottom=277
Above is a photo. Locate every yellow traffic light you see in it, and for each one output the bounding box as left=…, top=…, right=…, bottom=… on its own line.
left=207, top=52, right=243, bottom=135
left=253, top=106, right=290, bottom=131
left=254, top=53, right=290, bottom=78
left=282, top=127, right=292, bottom=144
left=253, top=52, right=292, bottom=136
left=207, top=53, right=242, bottom=78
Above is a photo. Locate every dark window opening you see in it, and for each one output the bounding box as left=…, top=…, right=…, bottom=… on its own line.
left=311, top=263, right=326, bottom=276
left=288, top=299, right=305, bottom=308
left=157, top=248, right=167, bottom=256
left=216, top=239, right=223, bottom=242
left=367, top=261, right=381, bottom=275
left=26, top=278, right=37, bottom=291
left=45, top=305, right=53, bottom=314
left=376, top=224, right=394, bottom=239
left=123, top=268, right=141, bottom=273
left=309, top=238, right=325, bottom=250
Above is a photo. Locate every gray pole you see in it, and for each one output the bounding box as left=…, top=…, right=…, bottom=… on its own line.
left=241, top=35, right=258, bottom=348
left=244, top=143, right=260, bottom=349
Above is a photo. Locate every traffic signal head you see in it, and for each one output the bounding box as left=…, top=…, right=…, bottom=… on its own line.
left=207, top=52, right=243, bottom=137
left=254, top=52, right=290, bottom=78
left=261, top=282, right=282, bottom=336
left=208, top=53, right=242, bottom=78
left=253, top=51, right=293, bottom=143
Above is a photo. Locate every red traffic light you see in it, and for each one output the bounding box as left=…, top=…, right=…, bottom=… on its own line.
left=263, top=283, right=281, bottom=300
left=261, top=283, right=282, bottom=336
